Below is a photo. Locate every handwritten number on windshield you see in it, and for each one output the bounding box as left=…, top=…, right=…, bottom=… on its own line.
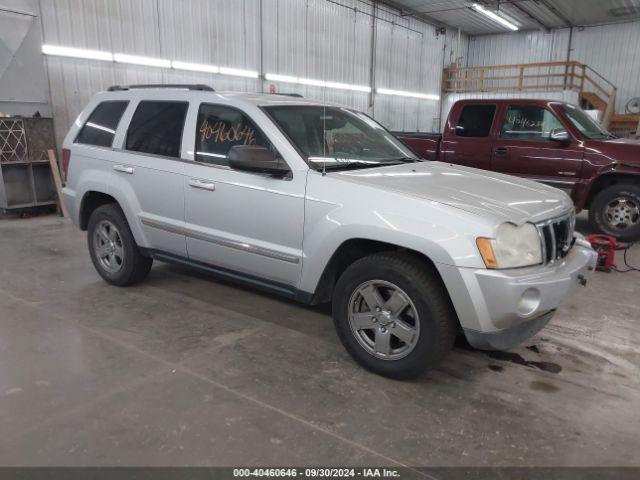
left=199, top=119, right=256, bottom=146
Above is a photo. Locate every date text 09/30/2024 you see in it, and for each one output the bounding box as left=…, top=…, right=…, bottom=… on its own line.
left=233, top=468, right=401, bottom=478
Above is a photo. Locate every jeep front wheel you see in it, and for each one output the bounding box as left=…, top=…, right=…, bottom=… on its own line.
left=589, top=183, right=640, bottom=242
left=332, top=252, right=458, bottom=379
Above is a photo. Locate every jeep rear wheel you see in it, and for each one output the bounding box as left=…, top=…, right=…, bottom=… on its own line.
left=589, top=183, right=640, bottom=242
left=332, top=252, right=458, bottom=379
left=87, top=204, right=153, bottom=286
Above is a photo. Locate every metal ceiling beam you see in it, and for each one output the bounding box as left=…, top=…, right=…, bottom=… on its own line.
left=388, top=0, right=571, bottom=33
left=378, top=0, right=449, bottom=29
left=536, top=0, right=573, bottom=27
left=508, top=1, right=552, bottom=32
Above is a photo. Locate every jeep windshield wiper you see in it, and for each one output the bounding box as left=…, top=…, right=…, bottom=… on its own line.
left=388, top=157, right=422, bottom=163
left=320, top=161, right=404, bottom=171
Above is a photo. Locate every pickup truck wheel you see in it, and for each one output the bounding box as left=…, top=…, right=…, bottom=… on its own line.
left=332, top=252, right=457, bottom=379
left=87, top=204, right=153, bottom=286
left=589, top=183, right=640, bottom=242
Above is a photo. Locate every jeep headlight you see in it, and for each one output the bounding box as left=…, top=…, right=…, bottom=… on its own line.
left=477, top=222, right=542, bottom=269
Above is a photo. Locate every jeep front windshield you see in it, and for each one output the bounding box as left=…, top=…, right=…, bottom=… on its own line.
left=263, top=105, right=419, bottom=170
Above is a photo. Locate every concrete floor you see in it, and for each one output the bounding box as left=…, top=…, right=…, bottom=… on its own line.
left=1, top=214, right=639, bottom=467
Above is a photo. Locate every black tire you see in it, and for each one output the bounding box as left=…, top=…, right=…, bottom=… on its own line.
left=589, top=183, right=640, bottom=242
left=332, top=251, right=458, bottom=379
left=87, top=203, right=152, bottom=286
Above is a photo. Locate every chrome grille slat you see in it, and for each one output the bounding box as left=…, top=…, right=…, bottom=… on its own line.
left=536, top=212, right=575, bottom=265
left=548, top=224, right=557, bottom=261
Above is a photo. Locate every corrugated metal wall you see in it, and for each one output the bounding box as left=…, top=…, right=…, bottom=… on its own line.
left=466, top=22, right=640, bottom=113
left=39, top=0, right=459, bottom=147
left=0, top=0, right=50, bottom=116
left=571, top=21, right=640, bottom=114
left=467, top=30, right=569, bottom=66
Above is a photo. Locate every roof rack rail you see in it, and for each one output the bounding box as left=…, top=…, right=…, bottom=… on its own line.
left=107, top=84, right=215, bottom=92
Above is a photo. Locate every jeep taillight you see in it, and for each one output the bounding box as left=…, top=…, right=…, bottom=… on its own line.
left=61, top=148, right=71, bottom=183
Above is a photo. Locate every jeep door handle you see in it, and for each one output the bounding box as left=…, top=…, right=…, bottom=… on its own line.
left=188, top=179, right=216, bottom=191
left=113, top=165, right=134, bottom=174
left=494, top=147, right=508, bottom=156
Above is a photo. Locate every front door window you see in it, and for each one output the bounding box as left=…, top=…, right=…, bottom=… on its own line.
left=500, top=105, right=564, bottom=142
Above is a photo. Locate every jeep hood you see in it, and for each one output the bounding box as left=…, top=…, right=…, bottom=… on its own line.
left=332, top=161, right=572, bottom=224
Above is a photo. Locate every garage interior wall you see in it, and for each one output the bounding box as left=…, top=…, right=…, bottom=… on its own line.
left=35, top=0, right=466, bottom=148
left=0, top=0, right=50, bottom=116
left=466, top=21, right=640, bottom=114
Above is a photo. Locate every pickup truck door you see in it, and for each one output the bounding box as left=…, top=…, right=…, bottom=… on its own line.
left=441, top=103, right=497, bottom=171
left=182, top=103, right=304, bottom=288
left=491, top=103, right=583, bottom=193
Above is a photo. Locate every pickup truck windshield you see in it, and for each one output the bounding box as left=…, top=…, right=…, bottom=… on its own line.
left=562, top=103, right=614, bottom=139
left=263, top=105, right=419, bottom=170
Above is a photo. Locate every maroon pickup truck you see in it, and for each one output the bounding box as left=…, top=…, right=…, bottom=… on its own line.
left=396, top=99, right=640, bottom=241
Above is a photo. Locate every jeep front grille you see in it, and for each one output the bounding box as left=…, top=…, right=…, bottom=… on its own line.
left=537, top=212, right=576, bottom=264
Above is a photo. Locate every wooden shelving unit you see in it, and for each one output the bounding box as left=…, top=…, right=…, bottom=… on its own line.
left=0, top=118, right=58, bottom=212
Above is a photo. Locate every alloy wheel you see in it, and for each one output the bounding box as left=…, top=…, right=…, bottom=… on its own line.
left=347, top=280, right=420, bottom=360
left=93, top=220, right=125, bottom=273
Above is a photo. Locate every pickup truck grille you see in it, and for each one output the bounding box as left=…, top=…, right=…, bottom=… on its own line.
left=537, top=212, right=576, bottom=264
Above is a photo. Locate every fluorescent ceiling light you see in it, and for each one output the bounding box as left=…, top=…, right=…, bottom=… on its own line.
left=265, top=73, right=299, bottom=83
left=349, top=84, right=373, bottom=93
left=376, top=88, right=439, bottom=101
left=42, top=43, right=372, bottom=94
left=114, top=53, right=171, bottom=68
left=471, top=4, right=519, bottom=31
left=269, top=73, right=371, bottom=93
left=219, top=66, right=259, bottom=78
left=324, top=81, right=352, bottom=90
left=299, top=78, right=326, bottom=87
left=42, top=44, right=113, bottom=61
left=171, top=60, right=219, bottom=73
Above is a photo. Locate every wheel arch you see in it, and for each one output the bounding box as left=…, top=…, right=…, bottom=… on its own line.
left=79, top=191, right=119, bottom=230
left=585, top=173, right=640, bottom=210
left=306, top=238, right=453, bottom=309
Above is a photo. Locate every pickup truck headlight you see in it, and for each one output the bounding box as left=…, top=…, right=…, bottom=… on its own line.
left=477, top=222, right=542, bottom=269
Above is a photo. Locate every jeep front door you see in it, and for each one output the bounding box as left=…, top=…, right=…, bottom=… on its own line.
left=183, top=103, right=304, bottom=288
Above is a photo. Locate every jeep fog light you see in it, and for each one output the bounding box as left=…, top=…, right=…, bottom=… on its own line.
left=517, top=288, right=541, bottom=316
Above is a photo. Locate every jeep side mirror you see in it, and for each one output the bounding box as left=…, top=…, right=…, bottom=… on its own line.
left=550, top=128, right=570, bottom=144
left=228, top=145, right=290, bottom=177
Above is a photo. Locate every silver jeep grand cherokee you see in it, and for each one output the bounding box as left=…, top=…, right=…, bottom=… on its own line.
left=61, top=84, right=597, bottom=378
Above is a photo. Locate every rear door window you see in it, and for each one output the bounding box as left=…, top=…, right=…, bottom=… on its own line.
left=455, top=105, right=496, bottom=137
left=75, top=101, right=128, bottom=147
left=195, top=104, right=273, bottom=166
left=500, top=105, right=564, bottom=141
left=126, top=101, right=188, bottom=158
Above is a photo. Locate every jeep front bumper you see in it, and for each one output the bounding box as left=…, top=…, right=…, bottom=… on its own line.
left=438, top=239, right=597, bottom=351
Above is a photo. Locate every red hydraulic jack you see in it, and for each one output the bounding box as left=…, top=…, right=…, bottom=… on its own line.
left=588, top=234, right=622, bottom=272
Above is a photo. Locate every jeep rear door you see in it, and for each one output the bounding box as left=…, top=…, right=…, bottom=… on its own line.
left=112, top=100, right=188, bottom=257
left=181, top=103, right=304, bottom=287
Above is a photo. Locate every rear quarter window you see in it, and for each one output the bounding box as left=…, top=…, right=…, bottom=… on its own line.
left=75, top=101, right=129, bottom=147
